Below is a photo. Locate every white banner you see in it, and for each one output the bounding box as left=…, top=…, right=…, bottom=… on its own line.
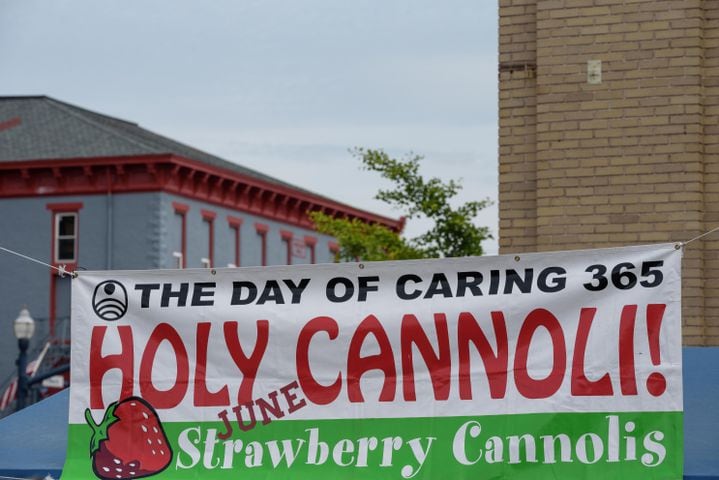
left=69, top=243, right=682, bottom=424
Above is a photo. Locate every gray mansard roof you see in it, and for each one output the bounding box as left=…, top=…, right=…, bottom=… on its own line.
left=0, top=95, right=300, bottom=190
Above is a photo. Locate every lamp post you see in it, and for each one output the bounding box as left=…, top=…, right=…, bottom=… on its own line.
left=13, top=307, right=35, bottom=411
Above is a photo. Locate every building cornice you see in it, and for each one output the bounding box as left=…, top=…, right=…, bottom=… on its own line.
left=0, top=154, right=403, bottom=231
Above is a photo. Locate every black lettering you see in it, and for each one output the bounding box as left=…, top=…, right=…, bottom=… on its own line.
left=135, top=283, right=160, bottom=308
left=358, top=276, right=380, bottom=302
left=504, top=269, right=533, bottom=294
left=456, top=271, right=483, bottom=297
left=489, top=270, right=500, bottom=295
left=283, top=278, right=311, bottom=304
left=257, top=280, right=285, bottom=304
left=161, top=282, right=189, bottom=307
left=231, top=281, right=257, bottom=305
left=191, top=282, right=216, bottom=306
left=584, top=265, right=608, bottom=291
left=396, top=274, right=422, bottom=300
left=424, top=273, right=452, bottom=299
left=640, top=261, right=664, bottom=288
left=327, top=277, right=354, bottom=302
left=538, top=267, right=566, bottom=293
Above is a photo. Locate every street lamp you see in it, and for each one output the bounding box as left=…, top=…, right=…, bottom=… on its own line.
left=13, top=307, right=35, bottom=411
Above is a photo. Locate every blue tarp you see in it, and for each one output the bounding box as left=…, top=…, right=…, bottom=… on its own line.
left=0, top=388, right=67, bottom=479
left=0, top=348, right=717, bottom=479
left=683, top=347, right=719, bottom=479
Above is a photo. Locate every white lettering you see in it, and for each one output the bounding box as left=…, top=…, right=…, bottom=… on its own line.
left=332, top=439, right=356, bottom=466
left=508, top=434, right=537, bottom=464
left=485, top=437, right=503, bottom=463
left=203, top=428, right=220, bottom=469
left=221, top=439, right=243, bottom=469
left=575, top=433, right=603, bottom=464
left=356, top=437, right=379, bottom=467
left=175, top=426, right=202, bottom=469
left=266, top=439, right=305, bottom=468
left=452, top=420, right=483, bottom=465
left=380, top=436, right=403, bottom=467
left=401, top=437, right=435, bottom=479
left=540, top=434, right=572, bottom=464
left=245, top=441, right=264, bottom=468
left=641, top=431, right=666, bottom=467
left=306, top=428, right=329, bottom=465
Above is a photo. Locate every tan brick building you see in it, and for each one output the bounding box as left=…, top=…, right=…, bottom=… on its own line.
left=498, top=1, right=719, bottom=345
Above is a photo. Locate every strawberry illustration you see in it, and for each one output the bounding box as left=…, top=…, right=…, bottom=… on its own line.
left=85, top=397, right=172, bottom=479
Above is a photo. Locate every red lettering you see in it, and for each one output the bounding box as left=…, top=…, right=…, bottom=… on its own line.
left=217, top=409, right=233, bottom=440
left=89, top=326, right=134, bottom=409
left=224, top=380, right=307, bottom=432
left=619, top=305, right=638, bottom=395
left=514, top=308, right=566, bottom=399
left=193, top=322, right=230, bottom=406
left=571, top=308, right=613, bottom=396
left=139, top=323, right=189, bottom=408
left=255, top=390, right=285, bottom=425
left=457, top=311, right=508, bottom=400
left=232, top=402, right=257, bottom=432
left=347, top=314, right=396, bottom=402
left=88, top=304, right=653, bottom=410
left=296, top=316, right=342, bottom=405
left=280, top=380, right=307, bottom=414
left=401, top=313, right=450, bottom=401
left=646, top=304, right=667, bottom=397
left=224, top=320, right=269, bottom=404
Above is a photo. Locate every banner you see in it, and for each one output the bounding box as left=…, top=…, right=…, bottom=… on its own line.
left=63, top=243, right=683, bottom=479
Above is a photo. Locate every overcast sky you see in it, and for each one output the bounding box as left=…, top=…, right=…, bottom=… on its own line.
left=0, top=0, right=499, bottom=254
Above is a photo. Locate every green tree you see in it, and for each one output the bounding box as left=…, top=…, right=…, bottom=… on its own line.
left=310, top=148, right=492, bottom=261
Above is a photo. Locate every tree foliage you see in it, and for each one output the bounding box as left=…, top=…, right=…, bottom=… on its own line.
left=310, top=148, right=492, bottom=262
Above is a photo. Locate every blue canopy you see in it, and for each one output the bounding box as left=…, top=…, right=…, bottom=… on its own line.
left=0, top=348, right=717, bottom=479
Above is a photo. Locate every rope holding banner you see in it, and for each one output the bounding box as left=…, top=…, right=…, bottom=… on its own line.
left=2, top=226, right=719, bottom=278
left=681, top=225, right=719, bottom=248
left=0, top=245, right=78, bottom=278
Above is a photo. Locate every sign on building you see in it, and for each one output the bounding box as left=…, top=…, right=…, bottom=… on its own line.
left=63, top=244, right=683, bottom=479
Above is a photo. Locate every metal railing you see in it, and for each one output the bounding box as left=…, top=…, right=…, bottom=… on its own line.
left=0, top=316, right=71, bottom=418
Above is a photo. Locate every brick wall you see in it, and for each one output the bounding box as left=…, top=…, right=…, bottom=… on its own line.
left=499, top=0, right=538, bottom=252
left=499, top=0, right=718, bottom=346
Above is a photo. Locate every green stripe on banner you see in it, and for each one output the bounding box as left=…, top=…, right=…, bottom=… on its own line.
left=62, top=411, right=682, bottom=479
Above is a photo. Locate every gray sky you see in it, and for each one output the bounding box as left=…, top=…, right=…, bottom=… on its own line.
left=0, top=0, right=499, bottom=254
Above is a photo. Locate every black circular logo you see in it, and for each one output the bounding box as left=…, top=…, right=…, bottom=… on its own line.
left=92, top=280, right=128, bottom=321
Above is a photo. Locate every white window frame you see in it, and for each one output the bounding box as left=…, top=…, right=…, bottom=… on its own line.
left=54, top=212, right=78, bottom=263
left=173, top=251, right=184, bottom=269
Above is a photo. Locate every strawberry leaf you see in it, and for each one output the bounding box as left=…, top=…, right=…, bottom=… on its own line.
left=85, top=402, right=118, bottom=455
